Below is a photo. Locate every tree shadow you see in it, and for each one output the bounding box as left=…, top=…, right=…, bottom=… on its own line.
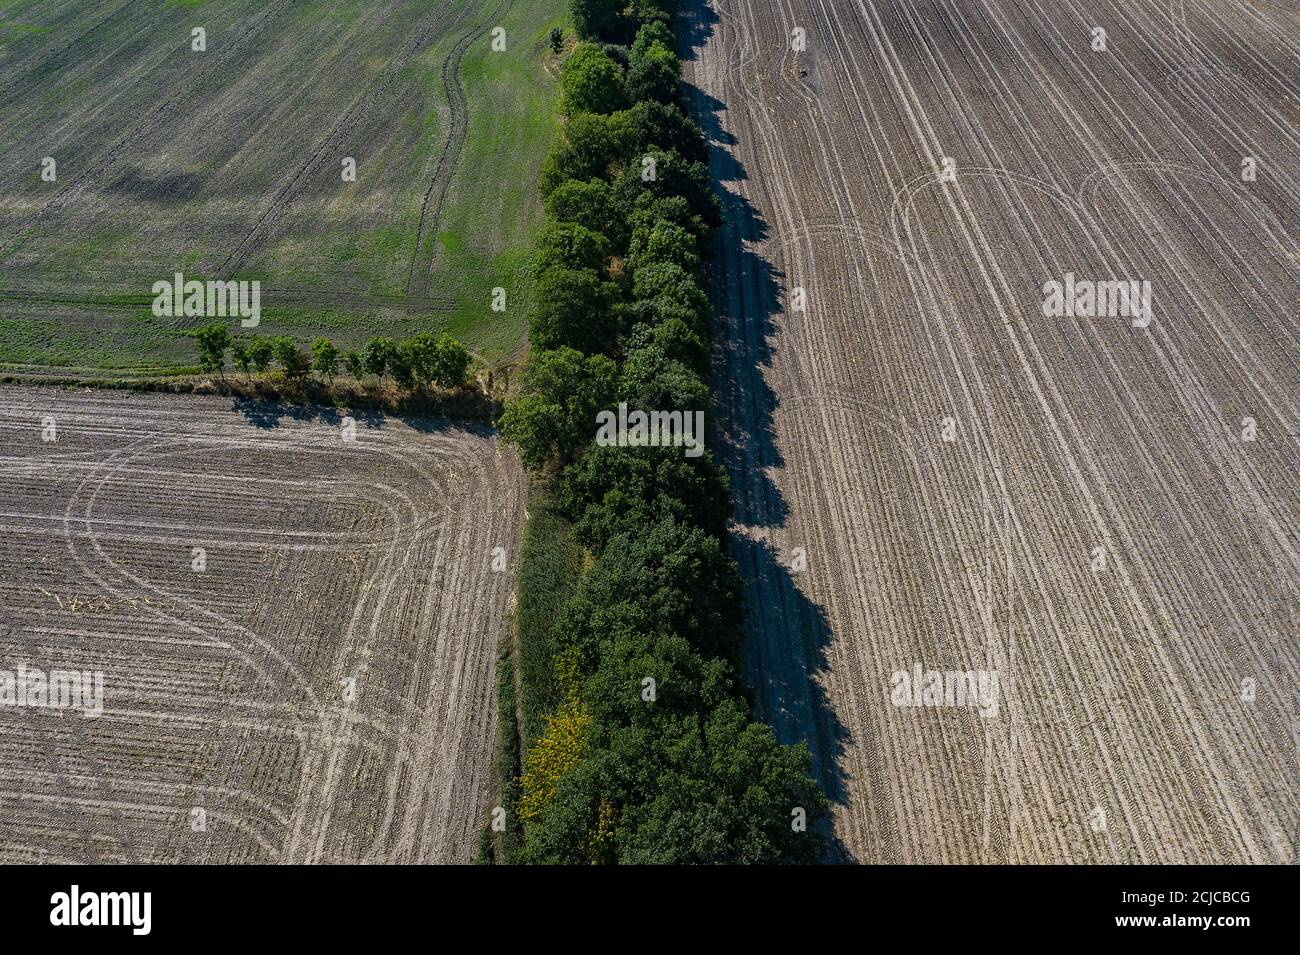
left=680, top=0, right=855, bottom=863
left=229, top=396, right=345, bottom=430
left=226, top=393, right=494, bottom=438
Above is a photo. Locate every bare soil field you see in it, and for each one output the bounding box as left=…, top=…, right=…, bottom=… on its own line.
left=0, top=387, right=524, bottom=863
left=0, top=0, right=563, bottom=373
left=683, top=0, right=1299, bottom=862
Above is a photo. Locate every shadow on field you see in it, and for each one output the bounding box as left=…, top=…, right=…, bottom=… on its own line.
left=681, top=0, right=854, bottom=862
left=230, top=397, right=347, bottom=430
left=227, top=394, right=495, bottom=441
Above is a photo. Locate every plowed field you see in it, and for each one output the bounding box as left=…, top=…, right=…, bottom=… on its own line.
left=0, top=388, right=523, bottom=863
left=684, top=0, right=1299, bottom=862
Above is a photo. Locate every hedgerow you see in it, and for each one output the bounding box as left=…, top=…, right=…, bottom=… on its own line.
left=194, top=326, right=473, bottom=393
left=500, top=2, right=827, bottom=863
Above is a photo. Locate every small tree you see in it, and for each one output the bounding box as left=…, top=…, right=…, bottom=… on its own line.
left=560, top=44, right=627, bottom=116
left=389, top=341, right=417, bottom=390
left=194, top=324, right=230, bottom=377
left=311, top=337, right=340, bottom=382
left=271, top=336, right=310, bottom=379
left=549, top=27, right=564, bottom=54
left=362, top=337, right=395, bottom=381
left=344, top=350, right=365, bottom=379
left=247, top=337, right=274, bottom=374
left=429, top=335, right=471, bottom=389
left=230, top=338, right=253, bottom=376
left=402, top=333, right=439, bottom=387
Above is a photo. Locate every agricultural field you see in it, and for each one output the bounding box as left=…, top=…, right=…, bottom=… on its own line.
left=0, top=0, right=564, bottom=377
left=0, top=387, right=525, bottom=862
left=683, top=0, right=1299, bottom=862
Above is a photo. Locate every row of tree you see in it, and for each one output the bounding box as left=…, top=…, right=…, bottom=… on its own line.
left=500, top=2, right=827, bottom=864
left=193, top=324, right=471, bottom=390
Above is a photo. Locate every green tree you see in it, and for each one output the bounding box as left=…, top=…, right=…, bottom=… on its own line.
left=629, top=262, right=711, bottom=336
left=501, top=347, right=618, bottom=469
left=541, top=111, right=638, bottom=195
left=549, top=26, right=565, bottom=54
left=569, top=0, right=625, bottom=41
left=628, top=317, right=708, bottom=375
left=389, top=342, right=416, bottom=389
left=500, top=394, right=562, bottom=472
left=230, top=338, right=253, bottom=376
left=626, top=40, right=680, bottom=105
left=428, top=335, right=471, bottom=389
left=561, top=448, right=731, bottom=552
left=247, top=337, right=274, bottom=374
left=271, top=336, right=310, bottom=379
left=627, top=218, right=700, bottom=276
left=560, top=44, right=628, bottom=116
left=344, top=350, right=365, bottom=379
left=628, top=100, right=708, bottom=164
left=631, top=20, right=675, bottom=58
left=525, top=696, right=827, bottom=864
left=403, top=333, right=439, bottom=386
left=619, top=339, right=709, bottom=411
left=545, top=178, right=629, bottom=250
left=362, top=337, right=395, bottom=380
left=530, top=267, right=621, bottom=354
left=311, top=337, right=340, bottom=381
left=552, top=518, right=742, bottom=663
left=194, top=324, right=229, bottom=376
left=628, top=193, right=707, bottom=248
left=612, top=147, right=721, bottom=228
left=535, top=222, right=612, bottom=276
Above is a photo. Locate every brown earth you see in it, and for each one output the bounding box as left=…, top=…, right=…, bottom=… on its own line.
left=683, top=0, right=1299, bottom=862
left=0, top=387, right=524, bottom=863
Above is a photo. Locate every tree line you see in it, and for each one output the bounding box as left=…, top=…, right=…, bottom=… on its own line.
left=499, top=0, right=828, bottom=864
left=193, top=324, right=472, bottom=391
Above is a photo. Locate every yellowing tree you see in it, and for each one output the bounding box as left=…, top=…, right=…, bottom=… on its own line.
left=519, top=699, right=590, bottom=824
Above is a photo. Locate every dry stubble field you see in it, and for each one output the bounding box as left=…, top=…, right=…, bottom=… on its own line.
left=0, top=387, right=523, bottom=863
left=684, top=0, right=1299, bottom=862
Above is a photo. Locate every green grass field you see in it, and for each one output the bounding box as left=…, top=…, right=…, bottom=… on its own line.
left=0, top=0, right=564, bottom=375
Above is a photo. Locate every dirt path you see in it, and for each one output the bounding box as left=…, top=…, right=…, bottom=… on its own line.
left=683, top=0, right=1299, bottom=863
